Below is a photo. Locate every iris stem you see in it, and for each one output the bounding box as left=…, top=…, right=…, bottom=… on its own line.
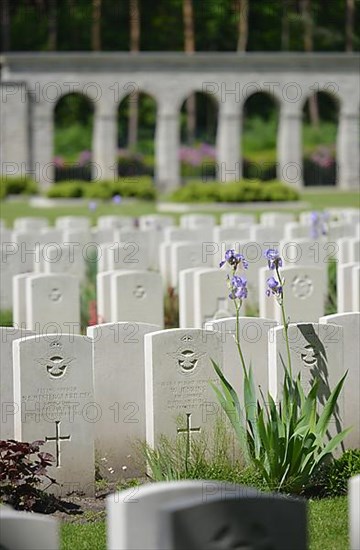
left=275, top=265, right=292, bottom=378
left=235, top=301, right=247, bottom=375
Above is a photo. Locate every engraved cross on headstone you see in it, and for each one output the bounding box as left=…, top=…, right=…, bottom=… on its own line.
left=177, top=413, right=201, bottom=453
left=45, top=421, right=71, bottom=467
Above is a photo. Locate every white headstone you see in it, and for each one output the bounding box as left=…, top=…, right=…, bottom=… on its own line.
left=13, top=273, right=34, bottom=327
left=213, top=226, right=250, bottom=243
left=170, top=242, right=213, bottom=288
left=164, top=227, right=209, bottom=244
left=269, top=323, right=345, bottom=441
left=107, top=480, right=249, bottom=550
left=97, top=215, right=134, bottom=229
left=250, top=225, right=284, bottom=245
left=13, top=334, right=95, bottom=496
left=12, top=230, right=40, bottom=273
left=55, top=216, right=90, bottom=230
left=258, top=266, right=276, bottom=320
left=0, top=327, right=34, bottom=439
left=276, top=266, right=325, bottom=323
left=87, top=322, right=159, bottom=477
left=180, top=214, right=215, bottom=229
left=320, top=312, right=360, bottom=449
left=349, top=475, right=360, bottom=550
left=284, top=222, right=311, bottom=240
left=220, top=213, right=256, bottom=227
left=260, top=212, right=295, bottom=226
left=337, top=262, right=359, bottom=313
left=13, top=217, right=49, bottom=232
left=178, top=268, right=200, bottom=328
left=96, top=270, right=116, bottom=324
left=106, top=242, right=150, bottom=272
left=352, top=265, right=360, bottom=311
left=145, top=328, right=223, bottom=449
left=193, top=268, right=235, bottom=328
left=139, top=214, right=174, bottom=230
left=90, top=227, right=115, bottom=245
left=37, top=243, right=86, bottom=281
left=0, top=506, right=58, bottom=550
left=1, top=243, right=22, bottom=309
left=207, top=316, right=278, bottom=399
left=110, top=270, right=164, bottom=327
left=25, top=274, right=81, bottom=334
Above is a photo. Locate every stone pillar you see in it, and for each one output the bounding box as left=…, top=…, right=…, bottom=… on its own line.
left=0, top=82, right=29, bottom=177
left=216, top=102, right=241, bottom=182
left=31, top=100, right=54, bottom=190
left=337, top=107, right=360, bottom=190
left=155, top=108, right=180, bottom=192
left=277, top=106, right=303, bottom=188
left=92, top=105, right=118, bottom=181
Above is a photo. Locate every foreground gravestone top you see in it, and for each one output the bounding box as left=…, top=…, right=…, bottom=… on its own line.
left=0, top=506, right=58, bottom=550
left=167, top=493, right=307, bottom=550
left=107, top=480, right=306, bottom=550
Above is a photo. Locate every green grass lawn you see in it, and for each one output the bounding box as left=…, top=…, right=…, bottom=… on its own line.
left=60, top=496, right=349, bottom=550
left=0, top=190, right=358, bottom=228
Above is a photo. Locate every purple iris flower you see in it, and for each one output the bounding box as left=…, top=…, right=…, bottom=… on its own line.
left=220, top=249, right=248, bottom=270
left=88, top=201, right=97, bottom=212
left=266, top=276, right=283, bottom=298
left=113, top=194, right=122, bottom=205
left=264, top=249, right=282, bottom=270
left=229, top=275, right=248, bottom=300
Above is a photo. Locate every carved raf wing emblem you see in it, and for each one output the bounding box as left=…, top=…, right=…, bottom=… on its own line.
left=167, top=347, right=206, bottom=372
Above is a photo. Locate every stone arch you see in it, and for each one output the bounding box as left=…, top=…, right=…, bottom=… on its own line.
left=179, top=91, right=219, bottom=180
left=242, top=91, right=280, bottom=180
left=53, top=92, right=95, bottom=181
left=117, top=90, right=157, bottom=177
left=301, top=90, right=340, bottom=186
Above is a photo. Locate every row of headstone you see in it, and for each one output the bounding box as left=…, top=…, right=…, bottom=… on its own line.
left=1, top=313, right=359, bottom=495
left=2, top=474, right=359, bottom=550
left=2, top=211, right=359, bottom=313
left=3, top=246, right=358, bottom=334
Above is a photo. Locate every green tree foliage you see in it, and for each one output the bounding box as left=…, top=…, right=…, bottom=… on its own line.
left=1, top=0, right=359, bottom=53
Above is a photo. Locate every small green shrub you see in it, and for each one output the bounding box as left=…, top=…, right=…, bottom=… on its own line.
left=47, top=181, right=85, bottom=198
left=0, top=176, right=38, bottom=197
left=308, top=449, right=360, bottom=498
left=110, top=177, right=157, bottom=201
left=84, top=182, right=112, bottom=200
left=171, top=182, right=221, bottom=203
left=170, top=179, right=299, bottom=203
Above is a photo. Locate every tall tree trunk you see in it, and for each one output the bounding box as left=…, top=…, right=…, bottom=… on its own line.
left=237, top=0, right=249, bottom=52
left=301, top=0, right=319, bottom=126
left=48, top=0, right=57, bottom=51
left=92, top=0, right=102, bottom=51
left=346, top=0, right=354, bottom=52
left=281, top=0, right=290, bottom=50
left=1, top=0, right=10, bottom=51
left=183, top=0, right=196, bottom=144
left=128, top=0, right=140, bottom=149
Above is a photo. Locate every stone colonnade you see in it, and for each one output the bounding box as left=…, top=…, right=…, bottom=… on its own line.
left=1, top=53, right=359, bottom=191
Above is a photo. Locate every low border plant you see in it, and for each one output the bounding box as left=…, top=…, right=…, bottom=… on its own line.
left=211, top=248, right=350, bottom=494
